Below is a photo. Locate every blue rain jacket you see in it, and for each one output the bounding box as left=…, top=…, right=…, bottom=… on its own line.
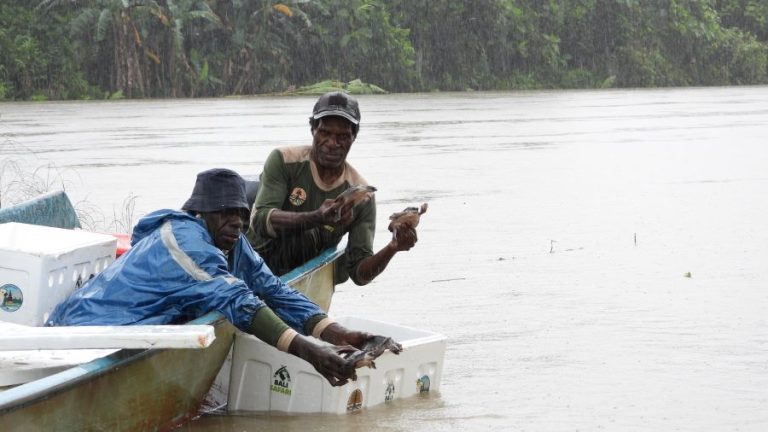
left=45, top=209, right=323, bottom=333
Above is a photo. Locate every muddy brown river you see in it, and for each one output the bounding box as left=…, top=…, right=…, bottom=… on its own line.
left=2, top=87, right=767, bottom=431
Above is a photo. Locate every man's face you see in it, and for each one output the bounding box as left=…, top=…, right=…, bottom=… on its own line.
left=203, top=208, right=245, bottom=251
left=311, top=117, right=356, bottom=170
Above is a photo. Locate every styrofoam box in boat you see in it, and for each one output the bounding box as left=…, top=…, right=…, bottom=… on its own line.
left=227, top=316, right=446, bottom=414
left=0, top=222, right=117, bottom=326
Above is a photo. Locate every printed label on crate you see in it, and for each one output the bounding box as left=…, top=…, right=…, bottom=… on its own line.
left=417, top=375, right=431, bottom=393
left=346, top=389, right=363, bottom=412
left=0, top=284, right=23, bottom=312
left=385, top=382, right=395, bottom=402
left=270, top=366, right=292, bottom=396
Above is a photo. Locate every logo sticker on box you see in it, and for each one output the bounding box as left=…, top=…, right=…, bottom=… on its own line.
left=417, top=375, right=430, bottom=393
left=271, top=366, right=292, bottom=396
left=346, top=389, right=363, bottom=412
left=0, top=284, right=23, bottom=312
left=385, top=382, right=395, bottom=402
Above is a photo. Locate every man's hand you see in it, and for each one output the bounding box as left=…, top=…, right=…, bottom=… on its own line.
left=316, top=199, right=355, bottom=227
left=288, top=334, right=358, bottom=386
left=390, top=226, right=417, bottom=251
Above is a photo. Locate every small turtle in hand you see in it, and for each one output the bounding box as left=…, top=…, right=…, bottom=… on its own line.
left=388, top=203, right=428, bottom=232
left=332, top=185, right=376, bottom=222
left=346, top=350, right=379, bottom=369
left=345, top=335, right=403, bottom=370
left=335, top=184, right=377, bottom=208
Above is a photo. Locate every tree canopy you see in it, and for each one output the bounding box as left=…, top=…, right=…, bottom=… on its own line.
left=1, top=0, right=767, bottom=100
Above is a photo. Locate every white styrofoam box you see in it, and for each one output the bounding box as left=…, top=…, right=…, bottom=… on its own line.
left=227, top=316, right=446, bottom=414
left=0, top=222, right=117, bottom=326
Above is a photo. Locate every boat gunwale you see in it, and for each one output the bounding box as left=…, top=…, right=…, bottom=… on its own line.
left=0, top=312, right=229, bottom=412
left=279, top=246, right=344, bottom=284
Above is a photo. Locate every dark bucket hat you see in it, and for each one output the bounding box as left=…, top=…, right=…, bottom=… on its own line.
left=182, top=168, right=250, bottom=216
left=310, top=91, right=361, bottom=125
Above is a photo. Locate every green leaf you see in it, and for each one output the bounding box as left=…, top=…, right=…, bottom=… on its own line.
left=200, top=60, right=209, bottom=82
left=96, top=9, right=111, bottom=42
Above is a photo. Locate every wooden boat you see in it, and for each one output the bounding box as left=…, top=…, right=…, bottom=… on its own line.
left=0, top=191, right=342, bottom=431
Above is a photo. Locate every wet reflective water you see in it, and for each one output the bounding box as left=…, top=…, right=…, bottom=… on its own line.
left=2, top=87, right=768, bottom=431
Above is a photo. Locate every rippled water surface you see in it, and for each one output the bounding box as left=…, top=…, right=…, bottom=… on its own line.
left=2, top=87, right=768, bottom=431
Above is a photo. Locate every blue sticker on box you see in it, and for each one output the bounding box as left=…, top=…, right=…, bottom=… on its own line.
left=417, top=375, right=430, bottom=393
left=0, top=284, right=23, bottom=312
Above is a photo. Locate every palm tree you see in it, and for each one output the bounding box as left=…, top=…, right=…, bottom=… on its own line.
left=38, top=0, right=153, bottom=97
left=38, top=0, right=227, bottom=97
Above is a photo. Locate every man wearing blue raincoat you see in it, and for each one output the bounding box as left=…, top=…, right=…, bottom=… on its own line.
left=47, top=168, right=401, bottom=386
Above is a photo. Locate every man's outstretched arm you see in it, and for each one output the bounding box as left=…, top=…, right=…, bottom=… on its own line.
left=352, top=225, right=417, bottom=285
left=248, top=306, right=358, bottom=387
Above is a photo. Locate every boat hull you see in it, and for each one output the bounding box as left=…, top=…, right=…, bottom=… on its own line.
left=0, top=313, right=235, bottom=431
left=282, top=245, right=344, bottom=311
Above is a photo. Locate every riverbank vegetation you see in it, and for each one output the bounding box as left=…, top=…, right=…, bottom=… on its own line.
left=1, top=1, right=767, bottom=100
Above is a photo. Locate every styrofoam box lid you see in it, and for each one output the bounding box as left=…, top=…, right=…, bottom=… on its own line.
left=0, top=222, right=116, bottom=255
left=334, top=316, right=445, bottom=346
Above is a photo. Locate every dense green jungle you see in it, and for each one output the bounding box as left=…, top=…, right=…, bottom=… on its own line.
left=1, top=0, right=767, bottom=100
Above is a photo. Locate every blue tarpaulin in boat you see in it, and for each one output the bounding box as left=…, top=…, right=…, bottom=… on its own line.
left=0, top=190, right=80, bottom=229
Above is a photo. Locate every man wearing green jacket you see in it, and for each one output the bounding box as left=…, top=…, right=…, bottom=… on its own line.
left=247, top=92, right=419, bottom=285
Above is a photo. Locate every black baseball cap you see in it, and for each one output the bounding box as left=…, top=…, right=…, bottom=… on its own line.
left=182, top=168, right=250, bottom=216
left=310, top=91, right=361, bottom=125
